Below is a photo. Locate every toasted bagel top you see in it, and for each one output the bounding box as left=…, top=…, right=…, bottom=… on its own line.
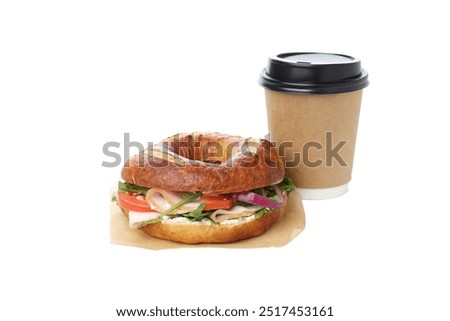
left=121, top=132, right=285, bottom=194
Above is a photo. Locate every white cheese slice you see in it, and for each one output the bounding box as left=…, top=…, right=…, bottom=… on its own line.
left=210, top=205, right=262, bottom=223
left=128, top=211, right=161, bottom=229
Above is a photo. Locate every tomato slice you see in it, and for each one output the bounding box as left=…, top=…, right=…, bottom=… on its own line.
left=201, top=195, right=234, bottom=211
left=118, top=192, right=234, bottom=212
left=118, top=192, right=152, bottom=212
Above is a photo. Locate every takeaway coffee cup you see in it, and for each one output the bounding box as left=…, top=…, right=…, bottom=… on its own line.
left=259, top=52, right=369, bottom=200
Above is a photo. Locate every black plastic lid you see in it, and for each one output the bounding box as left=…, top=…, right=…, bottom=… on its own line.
left=259, top=52, right=369, bottom=94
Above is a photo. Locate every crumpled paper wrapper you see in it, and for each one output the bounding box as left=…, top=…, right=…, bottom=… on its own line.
left=110, top=191, right=305, bottom=250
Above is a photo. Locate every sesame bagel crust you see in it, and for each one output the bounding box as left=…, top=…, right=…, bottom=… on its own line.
left=121, top=132, right=285, bottom=194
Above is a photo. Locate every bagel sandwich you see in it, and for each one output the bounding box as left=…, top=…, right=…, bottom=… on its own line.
left=113, top=132, right=296, bottom=244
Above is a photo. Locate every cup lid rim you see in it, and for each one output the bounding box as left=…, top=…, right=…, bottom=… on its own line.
left=259, top=68, right=369, bottom=94
left=258, top=51, right=369, bottom=94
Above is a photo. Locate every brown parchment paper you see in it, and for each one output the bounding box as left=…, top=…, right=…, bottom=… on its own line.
left=110, top=191, right=305, bottom=250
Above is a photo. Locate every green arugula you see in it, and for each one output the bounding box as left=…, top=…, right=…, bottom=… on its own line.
left=141, top=216, right=163, bottom=227
left=254, top=207, right=269, bottom=218
left=162, top=192, right=201, bottom=215
left=118, top=181, right=149, bottom=194
left=182, top=203, right=215, bottom=223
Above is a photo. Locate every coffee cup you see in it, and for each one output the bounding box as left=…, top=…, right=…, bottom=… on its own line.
left=259, top=52, right=369, bottom=199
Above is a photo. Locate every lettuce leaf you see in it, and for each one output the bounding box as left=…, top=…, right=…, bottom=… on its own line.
left=278, top=176, right=296, bottom=194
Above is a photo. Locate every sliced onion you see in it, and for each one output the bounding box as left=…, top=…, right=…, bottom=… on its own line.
left=273, top=184, right=284, bottom=204
left=232, top=185, right=284, bottom=209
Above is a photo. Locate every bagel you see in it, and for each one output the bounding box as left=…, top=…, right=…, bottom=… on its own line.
left=121, top=132, right=285, bottom=195
left=115, top=132, right=296, bottom=244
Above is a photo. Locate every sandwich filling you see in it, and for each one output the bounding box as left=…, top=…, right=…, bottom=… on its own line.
left=113, top=177, right=295, bottom=229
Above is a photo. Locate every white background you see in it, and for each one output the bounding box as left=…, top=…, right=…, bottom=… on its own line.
left=1, top=1, right=449, bottom=320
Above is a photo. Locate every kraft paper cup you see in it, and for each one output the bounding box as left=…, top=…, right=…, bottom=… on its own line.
left=259, top=52, right=369, bottom=200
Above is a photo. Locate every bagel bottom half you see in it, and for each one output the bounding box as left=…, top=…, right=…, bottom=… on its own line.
left=120, top=197, right=287, bottom=244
